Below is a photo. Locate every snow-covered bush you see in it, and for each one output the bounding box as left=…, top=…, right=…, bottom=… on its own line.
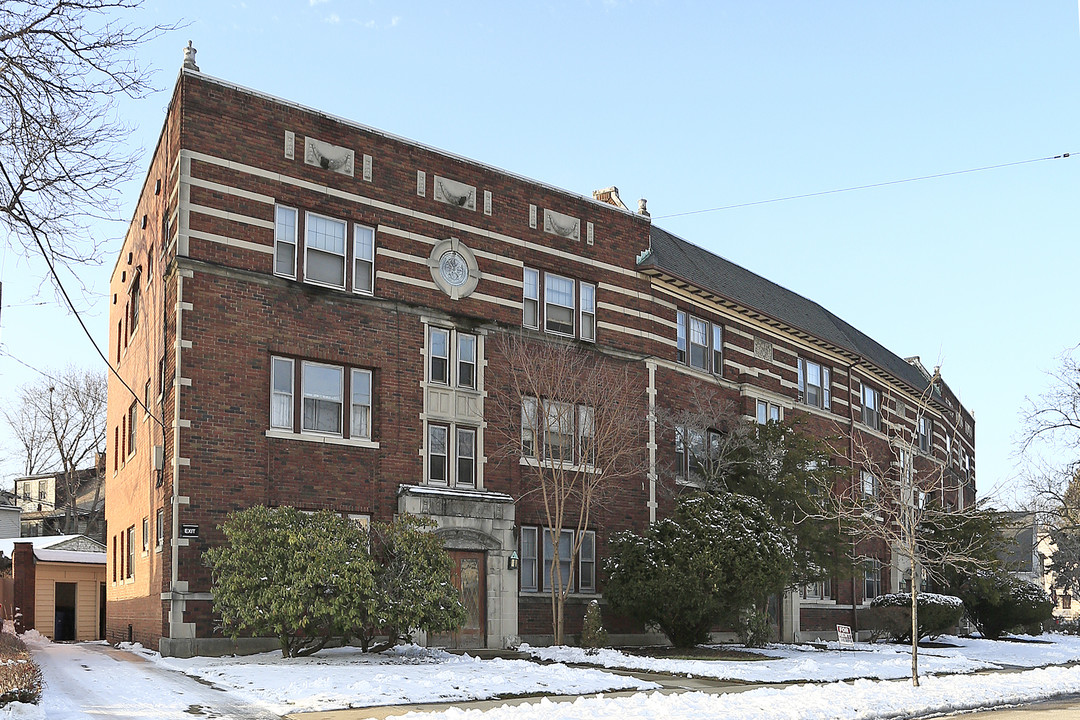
left=865, top=592, right=964, bottom=642
left=205, top=507, right=465, bottom=657
left=0, top=629, right=41, bottom=706
left=604, top=492, right=794, bottom=648
left=960, top=576, right=1052, bottom=640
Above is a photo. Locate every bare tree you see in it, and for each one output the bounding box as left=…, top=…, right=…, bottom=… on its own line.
left=819, top=370, right=998, bottom=686
left=486, top=333, right=646, bottom=644
left=2, top=397, right=56, bottom=477
left=3, top=367, right=107, bottom=534
left=0, top=0, right=175, bottom=282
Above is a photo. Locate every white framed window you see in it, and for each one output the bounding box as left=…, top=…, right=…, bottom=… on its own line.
left=712, top=324, right=723, bottom=374
left=274, top=206, right=298, bottom=278
left=521, top=396, right=538, bottom=457
left=127, top=401, right=138, bottom=457
left=864, top=559, right=882, bottom=602
left=302, top=362, right=343, bottom=435
left=675, top=426, right=706, bottom=483
left=270, top=357, right=294, bottom=430
left=523, top=268, right=540, bottom=329
left=580, top=282, right=596, bottom=342
left=352, top=223, right=375, bottom=295
left=544, top=273, right=575, bottom=336
left=543, top=401, right=574, bottom=462
left=861, top=470, right=878, bottom=498
left=304, top=212, right=346, bottom=288
left=129, top=275, right=140, bottom=334
left=428, top=424, right=449, bottom=485
left=456, top=427, right=476, bottom=487
left=676, top=311, right=687, bottom=364
left=142, top=517, right=149, bottom=553
left=579, top=530, right=596, bottom=593
left=429, top=327, right=450, bottom=385
left=798, top=358, right=831, bottom=410
left=457, top=333, right=476, bottom=389
left=756, top=400, right=781, bottom=425
left=688, top=316, right=709, bottom=370
left=155, top=508, right=164, bottom=551
left=542, top=528, right=574, bottom=592
left=918, top=416, right=932, bottom=453
left=520, top=526, right=538, bottom=592
left=351, top=369, right=372, bottom=440
left=578, top=405, right=595, bottom=467
left=862, top=384, right=880, bottom=430
left=803, top=580, right=830, bottom=600
left=126, top=526, right=135, bottom=579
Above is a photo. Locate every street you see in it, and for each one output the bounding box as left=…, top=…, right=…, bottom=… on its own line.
left=949, top=695, right=1080, bottom=719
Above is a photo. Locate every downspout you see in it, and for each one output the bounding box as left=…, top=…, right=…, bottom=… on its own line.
left=848, top=358, right=858, bottom=635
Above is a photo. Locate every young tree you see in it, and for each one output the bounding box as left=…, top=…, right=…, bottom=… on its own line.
left=820, top=370, right=997, bottom=686
left=0, top=0, right=175, bottom=282
left=486, top=333, right=646, bottom=644
left=3, top=367, right=107, bottom=535
left=205, top=506, right=376, bottom=658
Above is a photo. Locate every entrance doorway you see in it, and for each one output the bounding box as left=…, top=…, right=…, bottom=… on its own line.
left=54, top=582, right=77, bottom=641
left=99, top=583, right=106, bottom=640
left=433, top=550, right=486, bottom=649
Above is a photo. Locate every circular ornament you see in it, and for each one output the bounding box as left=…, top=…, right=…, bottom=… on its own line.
left=439, top=250, right=470, bottom=287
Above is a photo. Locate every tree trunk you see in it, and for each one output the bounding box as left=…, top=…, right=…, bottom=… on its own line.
left=911, top=584, right=920, bottom=687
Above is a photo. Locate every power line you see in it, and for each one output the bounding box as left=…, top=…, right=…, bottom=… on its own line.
left=0, top=176, right=166, bottom=431
left=653, top=152, right=1073, bottom=220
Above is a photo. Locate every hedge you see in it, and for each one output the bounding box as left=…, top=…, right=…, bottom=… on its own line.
left=865, top=592, right=964, bottom=642
left=0, top=630, right=42, bottom=706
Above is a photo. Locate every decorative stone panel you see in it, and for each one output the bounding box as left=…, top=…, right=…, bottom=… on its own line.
left=586, top=222, right=594, bottom=245
left=362, top=154, right=372, bottom=182
left=303, top=137, right=354, bottom=176
left=284, top=131, right=295, bottom=160
left=483, top=190, right=492, bottom=216
left=434, top=175, right=477, bottom=210
left=544, top=209, right=580, bottom=241
left=529, top=204, right=537, bottom=229
left=754, top=338, right=773, bottom=362
left=417, top=170, right=426, bottom=196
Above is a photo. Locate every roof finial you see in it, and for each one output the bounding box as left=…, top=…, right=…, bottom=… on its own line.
left=183, top=41, right=200, bottom=72
left=637, top=198, right=650, bottom=217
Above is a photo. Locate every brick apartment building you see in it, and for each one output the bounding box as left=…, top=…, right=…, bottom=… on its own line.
left=106, top=55, right=976, bottom=657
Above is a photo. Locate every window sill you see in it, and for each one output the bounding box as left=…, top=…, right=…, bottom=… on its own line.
left=301, top=276, right=346, bottom=292
left=265, top=429, right=379, bottom=449
left=519, top=456, right=597, bottom=474
left=519, top=590, right=601, bottom=600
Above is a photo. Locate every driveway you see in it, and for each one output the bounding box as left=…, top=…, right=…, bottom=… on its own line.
left=33, top=641, right=281, bottom=720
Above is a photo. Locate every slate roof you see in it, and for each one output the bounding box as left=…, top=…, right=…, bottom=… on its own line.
left=640, top=225, right=945, bottom=400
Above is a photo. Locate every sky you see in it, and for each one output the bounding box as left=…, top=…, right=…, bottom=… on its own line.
left=0, top=1, right=1077, bottom=503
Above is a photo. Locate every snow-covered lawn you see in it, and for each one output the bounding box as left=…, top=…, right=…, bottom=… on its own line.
left=393, top=664, right=1080, bottom=720
left=522, top=632, right=1080, bottom=682
left=136, top=643, right=658, bottom=714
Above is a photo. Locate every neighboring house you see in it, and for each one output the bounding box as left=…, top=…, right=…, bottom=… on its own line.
left=4, top=535, right=106, bottom=641
left=0, top=503, right=21, bottom=539
left=1000, top=511, right=1043, bottom=585
left=105, top=52, right=977, bottom=656
left=1037, top=527, right=1080, bottom=622
left=14, top=461, right=105, bottom=544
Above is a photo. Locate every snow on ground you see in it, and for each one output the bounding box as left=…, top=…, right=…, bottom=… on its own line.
left=9, top=629, right=1080, bottom=719
left=74, top=640, right=654, bottom=717
left=395, top=664, right=1080, bottom=720
left=522, top=632, right=1080, bottom=682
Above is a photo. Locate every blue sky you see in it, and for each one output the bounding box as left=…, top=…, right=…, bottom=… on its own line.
left=1, top=1, right=1077, bottom=502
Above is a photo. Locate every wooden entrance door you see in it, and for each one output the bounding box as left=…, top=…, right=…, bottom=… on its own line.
left=436, top=550, right=486, bottom=649
left=54, top=582, right=77, bottom=641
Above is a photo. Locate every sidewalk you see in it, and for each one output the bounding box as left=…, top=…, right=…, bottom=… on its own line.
left=284, top=659, right=1080, bottom=720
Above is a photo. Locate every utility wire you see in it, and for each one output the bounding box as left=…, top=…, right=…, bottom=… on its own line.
left=653, top=152, right=1073, bottom=220
left=3, top=184, right=166, bottom=431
